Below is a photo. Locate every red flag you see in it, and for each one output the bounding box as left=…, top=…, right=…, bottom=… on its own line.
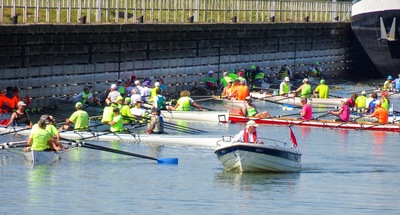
left=289, top=127, right=298, bottom=148
left=25, top=94, right=31, bottom=107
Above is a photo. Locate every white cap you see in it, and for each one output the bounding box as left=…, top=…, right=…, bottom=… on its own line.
left=284, top=77, right=290, bottom=82
left=361, top=91, right=366, bottom=95
left=134, top=80, right=140, bottom=85
left=341, top=98, right=347, bottom=103
left=154, top=82, right=160, bottom=87
left=374, top=100, right=381, bottom=105
left=245, top=96, right=252, bottom=100
left=302, top=78, right=308, bottom=83
left=110, top=84, right=117, bottom=90
left=246, top=120, right=259, bottom=128
left=18, top=101, right=26, bottom=106
left=208, top=71, right=214, bottom=74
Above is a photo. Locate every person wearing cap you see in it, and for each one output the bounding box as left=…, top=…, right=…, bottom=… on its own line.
left=382, top=76, right=393, bottom=91
left=147, top=108, right=164, bottom=134
left=152, top=88, right=167, bottom=110
left=299, top=98, right=312, bottom=120
left=73, top=85, right=101, bottom=106
left=242, top=97, right=271, bottom=118
left=308, top=62, right=323, bottom=78
left=355, top=91, right=367, bottom=109
left=106, top=84, right=121, bottom=105
left=228, top=79, right=241, bottom=100
left=130, top=99, right=148, bottom=119
left=24, top=115, right=57, bottom=153
left=229, top=68, right=239, bottom=81
left=220, top=71, right=233, bottom=88
left=116, top=96, right=124, bottom=110
left=149, top=82, right=162, bottom=102
left=237, top=70, right=248, bottom=86
left=394, top=74, right=400, bottom=92
left=221, top=79, right=234, bottom=99
left=31, top=115, right=63, bottom=151
left=236, top=79, right=250, bottom=101
left=2, top=101, right=32, bottom=128
left=365, top=93, right=378, bottom=113
left=130, top=88, right=142, bottom=105
left=158, top=78, right=168, bottom=97
left=250, top=66, right=264, bottom=89
left=116, top=79, right=126, bottom=96
left=294, top=78, right=312, bottom=98
left=380, top=91, right=390, bottom=111
left=121, top=97, right=133, bottom=124
left=365, top=100, right=388, bottom=124
left=167, top=90, right=205, bottom=111
left=234, top=120, right=263, bottom=144
left=313, top=79, right=329, bottom=98
left=203, top=71, right=218, bottom=91
left=279, top=77, right=291, bottom=96
left=329, top=98, right=350, bottom=122
left=278, top=65, right=291, bottom=80
left=60, top=102, right=89, bottom=131
left=109, top=107, right=124, bottom=132
left=141, top=81, right=151, bottom=103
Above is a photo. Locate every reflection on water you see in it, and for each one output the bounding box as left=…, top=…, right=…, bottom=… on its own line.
left=27, top=165, right=56, bottom=207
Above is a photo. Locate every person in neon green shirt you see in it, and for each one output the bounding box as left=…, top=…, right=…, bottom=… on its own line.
left=294, top=78, right=312, bottom=98
left=31, top=115, right=63, bottom=150
left=203, top=71, right=218, bottom=90
left=24, top=116, right=56, bottom=152
left=60, top=102, right=89, bottom=131
left=121, top=97, right=133, bottom=124
left=167, top=90, right=205, bottom=111
left=109, top=107, right=124, bottom=132
left=355, top=91, right=367, bottom=109
left=313, top=79, right=329, bottom=98
left=220, top=72, right=233, bottom=88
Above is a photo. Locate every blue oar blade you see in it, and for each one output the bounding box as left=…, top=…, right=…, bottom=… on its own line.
left=157, top=158, right=178, bottom=165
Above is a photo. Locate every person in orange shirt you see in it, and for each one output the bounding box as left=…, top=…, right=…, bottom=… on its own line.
left=229, top=79, right=241, bottom=100
left=221, top=80, right=234, bottom=99
left=236, top=79, right=250, bottom=101
left=0, top=89, right=15, bottom=113
left=366, top=100, right=388, bottom=124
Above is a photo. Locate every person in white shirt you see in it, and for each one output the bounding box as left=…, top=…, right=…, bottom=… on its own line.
left=105, top=84, right=121, bottom=105
left=234, top=120, right=264, bottom=144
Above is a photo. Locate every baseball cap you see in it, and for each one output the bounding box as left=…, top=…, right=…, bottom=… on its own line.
left=152, top=108, right=161, bottom=113
left=229, top=68, right=236, bottom=73
left=374, top=100, right=381, bottom=105
left=387, top=75, right=392, bottom=80
left=154, top=82, right=160, bottom=87
left=284, top=77, right=290, bottom=82
left=208, top=71, right=214, bottom=74
left=134, top=80, right=140, bottom=85
left=361, top=91, right=366, bottom=95
left=341, top=98, right=347, bottom=103
left=228, top=79, right=233, bottom=83
left=117, top=79, right=123, bottom=83
left=246, top=120, right=259, bottom=127
left=18, top=101, right=26, bottom=106
left=136, top=99, right=143, bottom=103
left=110, top=84, right=117, bottom=90
left=238, top=71, right=244, bottom=76
left=75, top=102, right=83, bottom=108
left=143, top=81, right=151, bottom=86
left=116, top=96, right=123, bottom=102
left=320, top=79, right=325, bottom=84
left=125, top=97, right=131, bottom=103
left=302, top=78, right=308, bottom=83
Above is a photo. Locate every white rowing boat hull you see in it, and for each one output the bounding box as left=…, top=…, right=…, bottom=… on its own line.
left=24, top=150, right=60, bottom=166
left=250, top=92, right=342, bottom=107
left=161, top=110, right=229, bottom=123
left=215, top=141, right=302, bottom=172
left=0, top=127, right=221, bottom=148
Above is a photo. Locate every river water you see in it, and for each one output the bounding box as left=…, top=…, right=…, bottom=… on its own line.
left=1, top=80, right=400, bottom=214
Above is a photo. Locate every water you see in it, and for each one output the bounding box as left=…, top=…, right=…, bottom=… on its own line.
left=1, top=83, right=400, bottom=214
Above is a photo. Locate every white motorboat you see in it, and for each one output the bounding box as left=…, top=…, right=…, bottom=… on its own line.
left=24, top=150, right=60, bottom=166
left=214, top=136, right=302, bottom=172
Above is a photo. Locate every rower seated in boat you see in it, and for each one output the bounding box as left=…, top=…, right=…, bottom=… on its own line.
left=364, top=100, right=388, bottom=124
left=147, top=108, right=165, bottom=134
left=2, top=101, right=33, bottom=128
left=329, top=98, right=350, bottom=122
left=130, top=99, right=148, bottom=123
left=293, top=78, right=312, bottom=98
left=59, top=102, right=89, bottom=131
left=242, top=97, right=270, bottom=118
left=24, top=115, right=60, bottom=152
left=109, top=107, right=124, bottom=132
left=167, top=90, right=206, bottom=111
left=32, top=115, right=64, bottom=150
left=299, top=98, right=313, bottom=120
left=233, top=120, right=263, bottom=144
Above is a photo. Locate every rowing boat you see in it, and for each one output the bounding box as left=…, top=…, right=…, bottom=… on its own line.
left=160, top=110, right=229, bottom=123
left=350, top=113, right=400, bottom=123
left=250, top=92, right=342, bottom=107
left=24, top=150, right=60, bottom=166
left=215, top=136, right=302, bottom=172
left=228, top=115, right=400, bottom=132
left=0, top=126, right=222, bottom=148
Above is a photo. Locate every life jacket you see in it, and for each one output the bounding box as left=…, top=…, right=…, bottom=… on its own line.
left=301, top=84, right=311, bottom=98
left=246, top=107, right=257, bottom=117
left=243, top=129, right=257, bottom=143
left=254, top=72, right=264, bottom=80
left=176, top=97, right=191, bottom=111
left=82, top=91, right=92, bottom=104
left=280, top=82, right=290, bottom=95
left=382, top=98, right=389, bottom=111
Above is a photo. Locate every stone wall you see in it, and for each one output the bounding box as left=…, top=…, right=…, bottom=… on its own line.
left=0, top=22, right=375, bottom=107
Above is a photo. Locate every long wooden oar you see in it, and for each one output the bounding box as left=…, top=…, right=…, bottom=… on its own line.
left=333, top=115, right=364, bottom=128
left=61, top=138, right=178, bottom=164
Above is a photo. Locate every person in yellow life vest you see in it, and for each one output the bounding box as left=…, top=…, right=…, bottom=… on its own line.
left=242, top=97, right=271, bottom=118
left=203, top=71, right=218, bottom=90
left=60, top=102, right=89, bottom=131
left=294, top=78, right=312, bottom=98
left=233, top=120, right=264, bottom=144
left=313, top=79, right=329, bottom=98
left=73, top=86, right=102, bottom=106
left=221, top=80, right=234, bottom=99
left=382, top=76, right=393, bottom=91
left=220, top=72, right=233, bottom=88
left=116, top=96, right=124, bottom=110
left=149, top=82, right=162, bottom=102
left=121, top=97, right=133, bottom=124
left=380, top=91, right=390, bottom=111
left=117, top=79, right=125, bottom=96
left=24, top=116, right=58, bottom=153
left=355, top=91, right=367, bottom=109
left=167, top=90, right=205, bottom=111
left=109, top=107, right=124, bottom=132
left=236, top=79, right=250, bottom=101
left=279, top=77, right=291, bottom=96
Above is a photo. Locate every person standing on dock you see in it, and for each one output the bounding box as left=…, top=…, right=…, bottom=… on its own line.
left=234, top=120, right=263, bottom=144
left=329, top=98, right=350, bottom=122
left=60, top=102, right=89, bottom=131
left=313, top=79, right=329, bottom=98
left=279, top=77, right=291, bottom=96
left=293, top=78, right=312, bottom=98
left=299, top=98, right=312, bottom=120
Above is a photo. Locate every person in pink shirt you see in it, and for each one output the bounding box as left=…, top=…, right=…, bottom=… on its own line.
left=329, top=98, right=350, bottom=122
left=299, top=98, right=312, bottom=120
